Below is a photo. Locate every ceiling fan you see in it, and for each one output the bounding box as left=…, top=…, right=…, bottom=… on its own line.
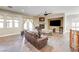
left=8, top=6, right=13, bottom=8
left=44, top=11, right=52, bottom=16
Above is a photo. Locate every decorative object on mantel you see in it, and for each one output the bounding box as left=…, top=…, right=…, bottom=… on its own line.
left=35, top=26, right=42, bottom=38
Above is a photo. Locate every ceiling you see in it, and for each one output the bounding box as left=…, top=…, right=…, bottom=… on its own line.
left=0, top=6, right=79, bottom=16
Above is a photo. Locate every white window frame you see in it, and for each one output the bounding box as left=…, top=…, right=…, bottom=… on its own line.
left=24, top=19, right=34, bottom=31
left=72, top=22, right=79, bottom=30
left=6, top=20, right=13, bottom=28
left=0, top=15, right=4, bottom=28
left=14, top=20, right=19, bottom=28
left=0, top=19, right=4, bottom=28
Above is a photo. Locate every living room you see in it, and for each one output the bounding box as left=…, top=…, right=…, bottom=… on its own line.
left=0, top=6, right=79, bottom=52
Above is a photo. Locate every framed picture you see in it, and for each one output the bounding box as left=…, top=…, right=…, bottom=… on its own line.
left=39, top=17, right=45, bottom=22
left=39, top=24, right=45, bottom=29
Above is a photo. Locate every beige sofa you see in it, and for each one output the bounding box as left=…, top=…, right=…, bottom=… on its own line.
left=24, top=31, right=48, bottom=49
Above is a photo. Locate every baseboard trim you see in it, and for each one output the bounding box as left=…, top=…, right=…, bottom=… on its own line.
left=0, top=33, right=20, bottom=37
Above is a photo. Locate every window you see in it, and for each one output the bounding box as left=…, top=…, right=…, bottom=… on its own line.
left=14, top=20, right=19, bottom=28
left=72, top=23, right=76, bottom=28
left=71, top=22, right=79, bottom=30
left=6, top=16, right=13, bottom=28
left=76, top=22, right=79, bottom=27
left=24, top=21, right=28, bottom=30
left=24, top=19, right=34, bottom=31
left=0, top=15, right=4, bottom=28
left=29, top=20, right=33, bottom=31
left=6, top=20, right=12, bottom=28
left=0, top=19, right=4, bottom=28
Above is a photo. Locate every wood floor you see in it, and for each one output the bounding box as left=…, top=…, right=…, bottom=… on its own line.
left=0, top=33, right=71, bottom=52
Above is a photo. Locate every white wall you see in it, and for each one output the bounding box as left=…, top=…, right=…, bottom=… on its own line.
left=64, top=14, right=79, bottom=33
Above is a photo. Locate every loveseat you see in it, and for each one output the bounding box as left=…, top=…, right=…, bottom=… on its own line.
left=24, top=31, right=48, bottom=49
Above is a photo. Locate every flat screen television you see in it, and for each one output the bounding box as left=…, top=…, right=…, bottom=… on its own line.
left=50, top=20, right=61, bottom=26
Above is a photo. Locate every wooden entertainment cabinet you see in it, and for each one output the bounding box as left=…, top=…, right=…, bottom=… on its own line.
left=70, top=29, right=79, bottom=51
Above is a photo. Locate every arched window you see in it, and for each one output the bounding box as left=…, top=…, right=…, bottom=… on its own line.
left=24, top=19, right=34, bottom=31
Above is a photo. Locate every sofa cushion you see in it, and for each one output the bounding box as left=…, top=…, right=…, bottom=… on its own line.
left=29, top=32, right=39, bottom=39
